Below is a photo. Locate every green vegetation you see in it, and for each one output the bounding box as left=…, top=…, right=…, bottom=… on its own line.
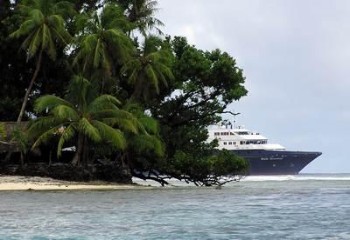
left=0, top=123, right=6, bottom=140
left=0, top=0, right=248, bottom=186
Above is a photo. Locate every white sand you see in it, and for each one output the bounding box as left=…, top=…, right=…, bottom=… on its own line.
left=0, top=175, right=150, bottom=191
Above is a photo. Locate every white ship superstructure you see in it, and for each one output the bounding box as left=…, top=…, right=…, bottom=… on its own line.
left=208, top=125, right=285, bottom=150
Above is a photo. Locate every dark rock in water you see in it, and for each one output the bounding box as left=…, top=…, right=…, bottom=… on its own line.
left=0, top=163, right=132, bottom=183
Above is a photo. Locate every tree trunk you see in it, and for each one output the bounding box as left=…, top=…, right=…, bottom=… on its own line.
left=16, top=49, right=43, bottom=124
left=131, top=79, right=144, bottom=101
left=121, top=151, right=132, bottom=176
left=48, top=151, right=52, bottom=167
left=82, top=136, right=89, bottom=167
left=71, top=133, right=84, bottom=166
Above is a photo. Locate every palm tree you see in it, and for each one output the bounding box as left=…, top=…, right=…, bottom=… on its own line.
left=124, top=103, right=164, bottom=155
left=10, top=0, right=74, bottom=123
left=117, top=103, right=164, bottom=175
left=121, top=35, right=174, bottom=102
left=73, top=3, right=133, bottom=90
left=28, top=75, right=139, bottom=166
left=115, top=0, right=164, bottom=36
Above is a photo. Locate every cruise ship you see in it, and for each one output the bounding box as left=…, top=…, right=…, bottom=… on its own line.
left=207, top=121, right=322, bottom=175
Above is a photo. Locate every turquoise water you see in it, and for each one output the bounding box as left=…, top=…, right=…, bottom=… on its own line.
left=0, top=174, right=349, bottom=240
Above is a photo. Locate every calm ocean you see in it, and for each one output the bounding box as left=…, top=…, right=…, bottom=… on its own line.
left=0, top=174, right=349, bottom=240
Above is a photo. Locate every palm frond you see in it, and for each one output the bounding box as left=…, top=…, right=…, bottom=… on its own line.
left=51, top=105, right=79, bottom=120
left=67, top=75, right=91, bottom=108
left=88, top=94, right=120, bottom=113
left=74, top=13, right=90, bottom=33
left=49, top=15, right=72, bottom=43
left=93, top=38, right=103, bottom=68
left=42, top=24, right=57, bottom=59
left=29, top=9, right=44, bottom=24
left=96, top=109, right=139, bottom=134
left=27, top=28, right=42, bottom=58
left=31, top=127, right=57, bottom=149
left=145, top=64, right=159, bottom=93
left=138, top=116, right=159, bottom=135
left=101, top=4, right=129, bottom=30
left=10, top=19, right=36, bottom=39
left=92, top=120, right=126, bottom=150
left=130, top=134, right=164, bottom=157
left=27, top=116, right=65, bottom=140
left=34, top=95, right=73, bottom=113
left=114, top=118, right=139, bottom=134
left=57, top=125, right=76, bottom=157
left=54, top=1, right=75, bottom=18
left=78, top=118, right=101, bottom=142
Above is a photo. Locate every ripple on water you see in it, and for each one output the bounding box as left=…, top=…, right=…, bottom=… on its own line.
left=0, top=175, right=349, bottom=239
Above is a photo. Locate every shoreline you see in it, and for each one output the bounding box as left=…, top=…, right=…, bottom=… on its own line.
left=0, top=175, right=153, bottom=191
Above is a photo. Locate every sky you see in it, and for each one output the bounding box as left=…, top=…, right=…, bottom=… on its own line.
left=157, top=0, right=350, bottom=173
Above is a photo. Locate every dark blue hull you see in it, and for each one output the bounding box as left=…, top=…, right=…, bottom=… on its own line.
left=232, top=150, right=322, bottom=175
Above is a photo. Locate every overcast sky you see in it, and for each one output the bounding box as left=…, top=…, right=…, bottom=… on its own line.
left=157, top=0, right=350, bottom=173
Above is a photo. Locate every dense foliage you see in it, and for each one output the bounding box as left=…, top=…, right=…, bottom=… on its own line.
left=0, top=0, right=248, bottom=186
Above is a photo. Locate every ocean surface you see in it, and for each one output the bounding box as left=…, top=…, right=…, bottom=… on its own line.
left=0, top=174, right=349, bottom=240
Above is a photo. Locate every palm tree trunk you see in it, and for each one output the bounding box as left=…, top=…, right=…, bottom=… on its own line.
left=72, top=133, right=84, bottom=166
left=131, top=79, right=144, bottom=101
left=121, top=151, right=132, bottom=176
left=16, top=49, right=43, bottom=124
left=82, top=136, right=89, bottom=167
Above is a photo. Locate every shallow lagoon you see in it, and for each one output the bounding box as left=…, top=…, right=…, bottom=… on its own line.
left=0, top=174, right=349, bottom=240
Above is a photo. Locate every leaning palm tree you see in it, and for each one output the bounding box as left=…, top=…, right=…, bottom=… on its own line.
left=10, top=0, right=74, bottom=123
left=121, top=35, right=174, bottom=102
left=28, top=75, right=139, bottom=166
left=116, top=103, right=164, bottom=176
left=123, top=103, right=164, bottom=156
left=73, top=3, right=133, bottom=89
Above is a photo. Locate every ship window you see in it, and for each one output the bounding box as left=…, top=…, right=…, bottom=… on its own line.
left=228, top=142, right=232, bottom=145
left=237, top=132, right=249, bottom=135
left=233, top=142, right=236, bottom=145
left=214, top=132, right=220, bottom=136
left=240, top=141, right=245, bottom=144
left=223, top=142, right=227, bottom=145
left=230, top=132, right=235, bottom=135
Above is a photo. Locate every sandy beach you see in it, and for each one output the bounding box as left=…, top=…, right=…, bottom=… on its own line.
left=0, top=175, right=150, bottom=191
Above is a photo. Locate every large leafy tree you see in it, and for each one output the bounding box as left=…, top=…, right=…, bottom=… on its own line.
left=10, top=0, right=74, bottom=123
left=28, top=76, right=139, bottom=166
left=154, top=36, right=247, bottom=127
left=121, top=35, right=174, bottom=103
left=137, top=36, right=249, bottom=185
